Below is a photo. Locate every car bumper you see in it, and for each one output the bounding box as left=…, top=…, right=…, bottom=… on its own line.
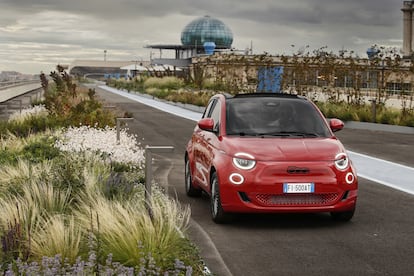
left=217, top=164, right=358, bottom=214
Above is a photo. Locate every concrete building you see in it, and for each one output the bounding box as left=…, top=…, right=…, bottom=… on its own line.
left=402, top=1, right=414, bottom=57
left=68, top=60, right=134, bottom=78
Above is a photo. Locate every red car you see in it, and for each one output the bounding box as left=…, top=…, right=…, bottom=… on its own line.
left=185, top=93, right=358, bottom=223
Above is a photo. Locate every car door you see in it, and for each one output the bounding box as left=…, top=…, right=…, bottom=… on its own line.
left=193, top=98, right=221, bottom=190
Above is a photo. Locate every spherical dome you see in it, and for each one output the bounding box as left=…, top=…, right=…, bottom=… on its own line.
left=181, top=16, right=233, bottom=48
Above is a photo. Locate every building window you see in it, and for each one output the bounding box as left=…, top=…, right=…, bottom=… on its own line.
left=386, top=82, right=412, bottom=95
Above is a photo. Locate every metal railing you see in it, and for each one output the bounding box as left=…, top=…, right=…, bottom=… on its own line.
left=145, top=146, right=175, bottom=219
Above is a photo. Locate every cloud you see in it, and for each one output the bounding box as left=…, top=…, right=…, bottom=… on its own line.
left=0, top=0, right=405, bottom=74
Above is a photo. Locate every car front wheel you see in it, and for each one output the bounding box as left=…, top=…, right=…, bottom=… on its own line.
left=185, top=158, right=201, bottom=197
left=210, top=172, right=228, bottom=223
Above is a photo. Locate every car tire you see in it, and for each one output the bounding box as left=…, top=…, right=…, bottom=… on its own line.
left=330, top=209, right=355, bottom=222
left=210, top=172, right=228, bottom=223
left=185, top=158, right=202, bottom=197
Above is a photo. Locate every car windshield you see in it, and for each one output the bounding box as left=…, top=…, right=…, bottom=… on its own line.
left=225, top=97, right=331, bottom=138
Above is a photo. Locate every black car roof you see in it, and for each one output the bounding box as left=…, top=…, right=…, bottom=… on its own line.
left=228, top=93, right=307, bottom=100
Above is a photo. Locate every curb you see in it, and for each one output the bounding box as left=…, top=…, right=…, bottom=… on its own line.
left=344, top=121, right=414, bottom=134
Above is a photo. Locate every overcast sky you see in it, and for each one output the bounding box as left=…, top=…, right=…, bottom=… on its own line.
left=0, top=0, right=404, bottom=74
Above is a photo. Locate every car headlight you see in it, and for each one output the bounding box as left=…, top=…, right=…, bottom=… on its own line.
left=233, top=152, right=256, bottom=170
left=334, top=153, right=349, bottom=171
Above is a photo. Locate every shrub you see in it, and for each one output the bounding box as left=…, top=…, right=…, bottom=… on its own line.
left=143, top=77, right=183, bottom=90
left=21, top=138, right=60, bottom=163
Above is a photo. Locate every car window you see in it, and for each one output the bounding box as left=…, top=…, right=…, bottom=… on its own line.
left=201, top=98, right=220, bottom=132
left=202, top=99, right=216, bottom=119
left=209, top=100, right=221, bottom=132
left=226, top=97, right=331, bottom=137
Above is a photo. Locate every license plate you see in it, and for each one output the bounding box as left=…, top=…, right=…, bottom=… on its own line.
left=283, top=183, right=315, bottom=193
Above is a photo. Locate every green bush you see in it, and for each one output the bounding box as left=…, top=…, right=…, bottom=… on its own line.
left=0, top=149, right=17, bottom=166
left=0, top=133, right=60, bottom=166
left=67, top=100, right=116, bottom=127
left=21, top=139, right=60, bottom=163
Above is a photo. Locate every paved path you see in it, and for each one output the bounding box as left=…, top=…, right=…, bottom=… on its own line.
left=0, top=82, right=42, bottom=103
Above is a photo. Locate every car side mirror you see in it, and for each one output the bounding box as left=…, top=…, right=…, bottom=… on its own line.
left=198, top=118, right=215, bottom=132
left=329, top=118, right=344, bottom=132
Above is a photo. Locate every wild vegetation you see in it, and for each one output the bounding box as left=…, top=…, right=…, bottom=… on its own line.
left=107, top=45, right=414, bottom=127
left=0, top=68, right=206, bottom=274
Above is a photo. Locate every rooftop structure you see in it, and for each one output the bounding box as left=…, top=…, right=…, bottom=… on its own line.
left=146, top=15, right=234, bottom=67
left=181, top=15, right=233, bottom=48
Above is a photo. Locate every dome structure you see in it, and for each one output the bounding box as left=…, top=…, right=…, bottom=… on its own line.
left=181, top=15, right=233, bottom=48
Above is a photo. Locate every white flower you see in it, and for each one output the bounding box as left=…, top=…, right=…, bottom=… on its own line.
left=54, top=126, right=145, bottom=169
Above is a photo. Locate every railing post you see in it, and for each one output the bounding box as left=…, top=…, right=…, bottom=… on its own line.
left=115, top=117, right=134, bottom=144
left=370, top=99, right=377, bottom=123
left=145, top=146, right=174, bottom=220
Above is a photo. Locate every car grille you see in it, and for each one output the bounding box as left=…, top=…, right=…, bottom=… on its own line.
left=255, top=193, right=340, bottom=206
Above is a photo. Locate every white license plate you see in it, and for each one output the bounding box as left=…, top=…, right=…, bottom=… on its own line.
left=283, top=183, right=315, bottom=193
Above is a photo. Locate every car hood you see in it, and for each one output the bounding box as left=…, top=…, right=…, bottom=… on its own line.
left=222, top=136, right=346, bottom=162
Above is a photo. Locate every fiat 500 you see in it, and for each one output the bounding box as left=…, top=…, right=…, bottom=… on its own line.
left=185, top=93, right=358, bottom=223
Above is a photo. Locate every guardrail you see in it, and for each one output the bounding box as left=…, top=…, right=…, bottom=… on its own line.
left=0, top=82, right=43, bottom=103
left=0, top=80, right=39, bottom=90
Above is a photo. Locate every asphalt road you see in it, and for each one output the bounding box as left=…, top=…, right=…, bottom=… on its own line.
left=95, top=86, right=414, bottom=276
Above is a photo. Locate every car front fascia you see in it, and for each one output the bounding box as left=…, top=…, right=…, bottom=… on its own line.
left=213, top=148, right=358, bottom=214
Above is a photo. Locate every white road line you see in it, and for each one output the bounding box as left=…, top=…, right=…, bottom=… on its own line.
left=99, top=85, right=202, bottom=121
left=348, top=151, right=414, bottom=195
left=99, top=85, right=414, bottom=196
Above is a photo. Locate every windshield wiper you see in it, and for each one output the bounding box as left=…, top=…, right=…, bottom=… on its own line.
left=258, top=131, right=320, bottom=137
left=228, top=131, right=320, bottom=138
left=258, top=132, right=292, bottom=137
left=228, top=132, right=259, bottom=136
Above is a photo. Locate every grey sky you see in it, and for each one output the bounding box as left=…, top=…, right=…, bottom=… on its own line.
left=0, top=0, right=404, bottom=74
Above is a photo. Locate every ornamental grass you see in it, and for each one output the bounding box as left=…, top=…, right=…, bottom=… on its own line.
left=0, top=117, right=201, bottom=274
